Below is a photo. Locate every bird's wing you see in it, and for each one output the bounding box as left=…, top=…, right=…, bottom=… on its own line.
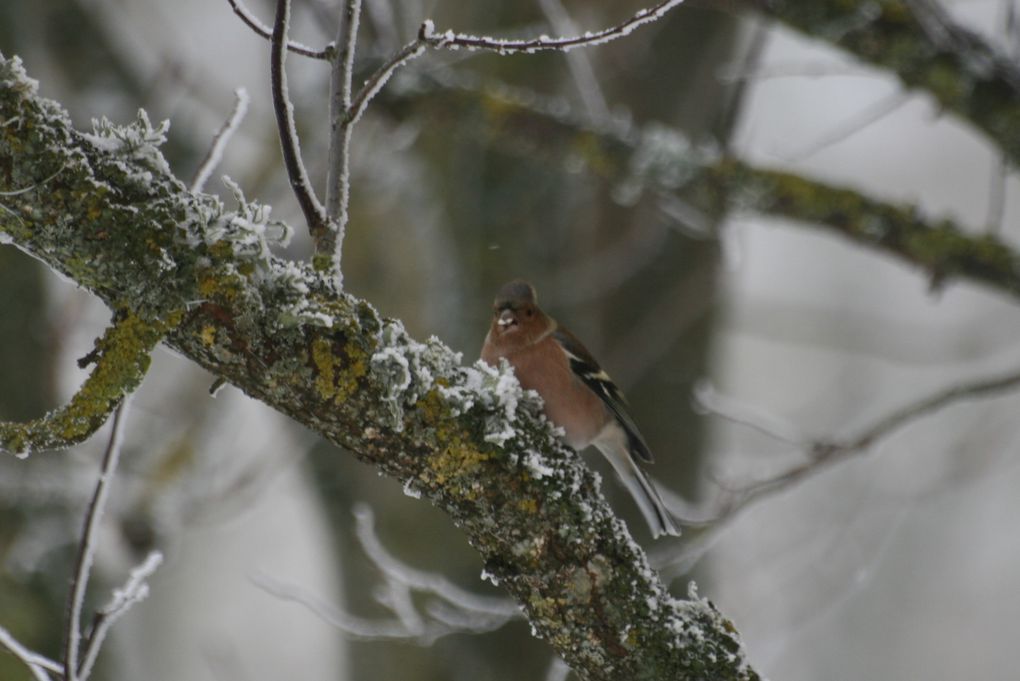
left=553, top=327, right=654, bottom=463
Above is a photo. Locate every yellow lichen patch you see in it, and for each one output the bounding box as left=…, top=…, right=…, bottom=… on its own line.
left=428, top=441, right=492, bottom=501
left=311, top=337, right=337, bottom=402
left=331, top=339, right=368, bottom=404
left=518, top=497, right=538, bottom=514
left=200, top=325, right=216, bottom=346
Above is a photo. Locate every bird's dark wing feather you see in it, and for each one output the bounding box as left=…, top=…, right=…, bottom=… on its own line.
left=553, top=327, right=654, bottom=463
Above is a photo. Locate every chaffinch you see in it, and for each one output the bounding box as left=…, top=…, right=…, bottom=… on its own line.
left=481, top=279, right=680, bottom=538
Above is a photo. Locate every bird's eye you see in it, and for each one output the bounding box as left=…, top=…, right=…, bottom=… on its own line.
left=525, top=309, right=534, bottom=317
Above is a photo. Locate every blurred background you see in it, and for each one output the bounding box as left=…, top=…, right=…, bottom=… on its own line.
left=2, top=0, right=1020, bottom=679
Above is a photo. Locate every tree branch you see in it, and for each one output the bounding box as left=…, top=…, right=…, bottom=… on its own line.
left=0, top=310, right=176, bottom=457
left=0, top=55, right=757, bottom=681
left=748, top=0, right=1020, bottom=167
left=686, top=365, right=1020, bottom=528
left=377, top=77, right=1020, bottom=302
left=323, top=0, right=363, bottom=283
left=270, top=0, right=331, bottom=267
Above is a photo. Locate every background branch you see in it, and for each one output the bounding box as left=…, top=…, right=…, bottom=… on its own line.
left=378, top=78, right=1020, bottom=301
left=749, top=0, right=1020, bottom=166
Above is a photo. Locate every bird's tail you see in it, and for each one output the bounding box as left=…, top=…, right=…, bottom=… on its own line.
left=624, top=462, right=682, bottom=539
left=595, top=436, right=681, bottom=539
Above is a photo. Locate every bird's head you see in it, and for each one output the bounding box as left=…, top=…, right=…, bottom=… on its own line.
left=489, top=279, right=550, bottom=344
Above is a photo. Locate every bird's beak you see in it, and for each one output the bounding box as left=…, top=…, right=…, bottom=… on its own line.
left=497, top=309, right=516, bottom=329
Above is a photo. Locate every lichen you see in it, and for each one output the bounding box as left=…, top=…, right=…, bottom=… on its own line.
left=0, top=308, right=180, bottom=456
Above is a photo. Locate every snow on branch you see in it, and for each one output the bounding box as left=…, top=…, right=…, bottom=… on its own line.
left=418, top=0, right=686, bottom=54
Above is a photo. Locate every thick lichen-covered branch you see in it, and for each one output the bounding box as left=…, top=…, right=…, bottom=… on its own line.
left=0, top=56, right=757, bottom=681
left=748, top=0, right=1020, bottom=167
left=378, top=78, right=1020, bottom=300
left=0, top=310, right=175, bottom=456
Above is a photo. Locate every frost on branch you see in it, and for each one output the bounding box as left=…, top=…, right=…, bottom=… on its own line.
left=369, top=320, right=463, bottom=430
left=82, top=110, right=173, bottom=189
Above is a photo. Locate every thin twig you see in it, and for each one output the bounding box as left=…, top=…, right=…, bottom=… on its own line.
left=190, top=88, right=250, bottom=193
left=348, top=38, right=429, bottom=129
left=226, top=0, right=332, bottom=59
left=705, top=366, right=1020, bottom=522
left=420, top=0, right=686, bottom=54
left=77, top=551, right=163, bottom=681
left=62, top=399, right=130, bottom=681
left=323, top=0, right=365, bottom=284
left=252, top=504, right=517, bottom=644
left=655, top=366, right=1020, bottom=576
left=270, top=0, right=329, bottom=247
left=786, top=89, right=911, bottom=162
left=0, top=625, right=62, bottom=681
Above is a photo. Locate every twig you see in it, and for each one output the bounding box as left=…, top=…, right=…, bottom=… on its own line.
left=692, top=380, right=803, bottom=446
left=63, top=399, right=130, bottom=681
left=270, top=0, right=329, bottom=251
left=654, top=366, right=1020, bottom=576
left=346, top=37, right=429, bottom=128
left=226, top=0, right=332, bottom=59
left=190, top=88, right=250, bottom=193
left=703, top=366, right=1020, bottom=522
left=420, top=0, right=687, bottom=54
left=77, top=551, right=163, bottom=681
left=0, top=625, right=62, bottom=681
left=252, top=504, right=517, bottom=644
left=785, top=89, right=911, bottom=162
left=323, top=0, right=365, bottom=284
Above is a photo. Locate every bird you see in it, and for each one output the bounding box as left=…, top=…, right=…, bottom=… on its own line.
left=480, top=279, right=681, bottom=538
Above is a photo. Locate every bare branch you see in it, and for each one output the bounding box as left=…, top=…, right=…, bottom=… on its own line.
left=253, top=504, right=517, bottom=645
left=77, top=551, right=163, bottom=681
left=323, top=0, right=365, bottom=283
left=692, top=380, right=803, bottom=446
left=347, top=34, right=428, bottom=136
left=226, top=0, right=332, bottom=60
left=190, top=88, right=250, bottom=193
left=269, top=0, right=330, bottom=255
left=697, top=366, right=1020, bottom=526
left=63, top=400, right=130, bottom=681
left=785, top=89, right=911, bottom=162
left=751, top=0, right=1020, bottom=166
left=420, top=0, right=686, bottom=54
left=0, top=625, right=62, bottom=681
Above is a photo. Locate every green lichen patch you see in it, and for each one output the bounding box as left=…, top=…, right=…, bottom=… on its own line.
left=0, top=308, right=179, bottom=457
